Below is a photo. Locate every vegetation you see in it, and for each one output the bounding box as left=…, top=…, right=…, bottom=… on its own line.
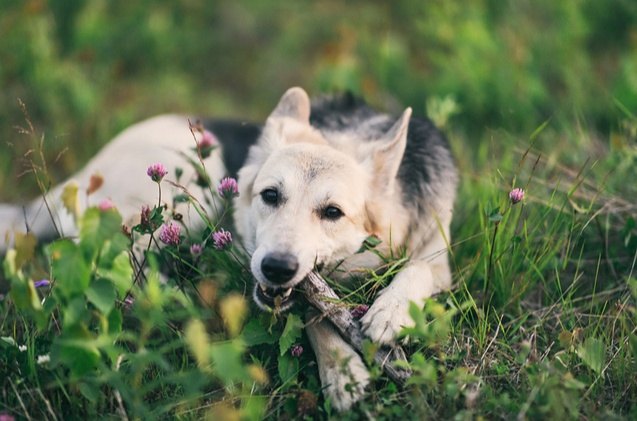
left=1, top=0, right=636, bottom=419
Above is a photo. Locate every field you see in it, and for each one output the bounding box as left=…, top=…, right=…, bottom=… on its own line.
left=1, top=1, right=636, bottom=419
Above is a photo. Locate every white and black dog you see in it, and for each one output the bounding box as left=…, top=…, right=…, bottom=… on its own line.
left=0, top=87, right=457, bottom=410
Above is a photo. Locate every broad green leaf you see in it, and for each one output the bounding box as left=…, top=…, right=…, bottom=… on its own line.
left=9, top=277, right=42, bottom=313
left=63, top=296, right=88, bottom=327
left=79, top=207, right=123, bottom=257
left=1, top=337, right=17, bottom=347
left=51, top=339, right=100, bottom=377
left=279, top=313, right=303, bottom=356
left=78, top=381, right=100, bottom=403
left=99, top=251, right=133, bottom=297
left=49, top=240, right=91, bottom=297
left=85, top=278, right=116, bottom=315
left=277, top=352, right=299, bottom=385
left=241, top=395, right=267, bottom=421
left=210, top=340, right=247, bottom=384
left=576, top=337, right=605, bottom=375
left=107, top=307, right=122, bottom=335
left=241, top=319, right=277, bottom=346
left=99, top=233, right=131, bottom=269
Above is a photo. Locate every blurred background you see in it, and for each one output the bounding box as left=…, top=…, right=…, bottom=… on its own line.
left=1, top=0, right=636, bottom=201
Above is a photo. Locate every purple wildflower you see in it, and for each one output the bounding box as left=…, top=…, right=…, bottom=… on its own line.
left=98, top=198, right=115, bottom=211
left=147, top=163, right=168, bottom=183
left=34, top=279, right=51, bottom=288
left=123, top=295, right=134, bottom=308
left=291, top=344, right=304, bottom=357
left=212, top=229, right=233, bottom=250
left=197, top=130, right=218, bottom=158
left=0, top=413, right=16, bottom=421
left=509, top=188, right=525, bottom=205
left=159, top=221, right=182, bottom=246
left=217, top=177, right=239, bottom=199
left=351, top=304, right=369, bottom=319
left=200, top=130, right=217, bottom=148
left=190, top=243, right=203, bottom=257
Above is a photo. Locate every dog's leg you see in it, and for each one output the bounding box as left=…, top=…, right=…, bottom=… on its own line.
left=305, top=312, right=370, bottom=411
left=360, top=231, right=453, bottom=345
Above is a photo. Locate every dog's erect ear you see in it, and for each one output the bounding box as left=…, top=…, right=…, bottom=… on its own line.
left=371, top=107, right=412, bottom=190
left=268, top=87, right=311, bottom=123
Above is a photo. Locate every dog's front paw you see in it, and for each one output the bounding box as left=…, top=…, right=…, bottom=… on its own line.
left=321, top=351, right=370, bottom=411
left=360, top=288, right=414, bottom=344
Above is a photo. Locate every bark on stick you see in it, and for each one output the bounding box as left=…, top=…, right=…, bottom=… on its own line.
left=301, top=271, right=412, bottom=385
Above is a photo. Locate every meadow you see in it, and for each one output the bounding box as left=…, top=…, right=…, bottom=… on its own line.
left=1, top=1, right=636, bottom=419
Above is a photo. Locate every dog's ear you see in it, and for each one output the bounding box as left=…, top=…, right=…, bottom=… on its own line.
left=371, top=107, right=412, bottom=191
left=268, top=87, right=311, bottom=123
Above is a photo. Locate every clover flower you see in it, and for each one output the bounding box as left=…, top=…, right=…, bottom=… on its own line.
left=147, top=163, right=168, bottom=183
left=217, top=177, right=239, bottom=199
left=212, top=229, right=233, bottom=250
left=18, top=345, right=27, bottom=352
left=351, top=304, right=369, bottom=319
left=291, top=344, right=304, bottom=357
left=190, top=243, right=203, bottom=257
left=37, top=354, right=50, bottom=365
left=197, top=130, right=217, bottom=158
left=509, top=188, right=525, bottom=204
left=98, top=198, right=115, bottom=211
left=0, top=413, right=16, bottom=421
left=159, top=221, right=182, bottom=246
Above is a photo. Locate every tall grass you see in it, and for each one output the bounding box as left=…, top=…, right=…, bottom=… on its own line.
left=1, top=107, right=635, bottom=419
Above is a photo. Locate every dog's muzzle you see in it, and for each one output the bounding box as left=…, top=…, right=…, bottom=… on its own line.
left=253, top=283, right=298, bottom=312
left=253, top=252, right=301, bottom=312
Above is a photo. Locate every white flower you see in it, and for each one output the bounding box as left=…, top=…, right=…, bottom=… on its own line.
left=18, top=345, right=27, bottom=352
left=37, top=354, right=50, bottom=365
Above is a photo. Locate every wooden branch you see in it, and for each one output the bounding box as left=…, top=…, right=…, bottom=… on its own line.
left=301, top=271, right=412, bottom=385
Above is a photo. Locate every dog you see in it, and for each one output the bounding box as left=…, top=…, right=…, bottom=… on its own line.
left=0, top=87, right=457, bottom=411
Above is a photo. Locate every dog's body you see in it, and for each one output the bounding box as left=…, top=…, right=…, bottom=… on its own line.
left=0, top=88, right=457, bottom=410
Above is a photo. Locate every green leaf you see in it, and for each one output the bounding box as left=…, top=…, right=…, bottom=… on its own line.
left=279, top=313, right=303, bottom=356
left=78, top=381, right=100, bottom=403
left=242, top=395, right=267, bottom=421
left=63, top=296, right=88, bottom=327
left=99, top=251, right=133, bottom=297
left=48, top=240, right=91, bottom=298
left=1, top=337, right=17, bottom=347
left=576, top=337, right=605, bottom=375
left=99, top=233, right=130, bottom=269
left=9, top=276, right=42, bottom=313
left=357, top=235, right=382, bottom=253
left=79, top=207, right=123, bottom=258
left=51, top=339, right=100, bottom=377
left=107, top=307, right=122, bottom=335
left=210, top=340, right=247, bottom=384
left=85, top=278, right=116, bottom=315
left=241, top=319, right=277, bottom=346
left=277, top=352, right=299, bottom=385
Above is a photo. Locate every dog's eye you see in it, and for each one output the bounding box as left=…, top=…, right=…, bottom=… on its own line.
left=260, top=188, right=279, bottom=206
left=321, top=205, right=344, bottom=221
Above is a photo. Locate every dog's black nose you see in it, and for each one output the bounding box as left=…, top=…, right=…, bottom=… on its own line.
left=261, top=252, right=299, bottom=284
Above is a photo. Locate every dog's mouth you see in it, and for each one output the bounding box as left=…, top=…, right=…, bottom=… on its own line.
left=253, top=283, right=299, bottom=312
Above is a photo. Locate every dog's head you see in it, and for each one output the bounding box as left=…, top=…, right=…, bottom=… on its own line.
left=234, top=87, right=412, bottom=311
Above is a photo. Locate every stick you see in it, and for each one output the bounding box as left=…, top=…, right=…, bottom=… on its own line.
left=301, top=271, right=413, bottom=385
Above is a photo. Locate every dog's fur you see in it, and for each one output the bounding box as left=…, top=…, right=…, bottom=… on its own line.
left=0, top=87, right=457, bottom=411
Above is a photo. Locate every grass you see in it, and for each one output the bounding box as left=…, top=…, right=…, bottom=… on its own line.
left=0, top=109, right=636, bottom=420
